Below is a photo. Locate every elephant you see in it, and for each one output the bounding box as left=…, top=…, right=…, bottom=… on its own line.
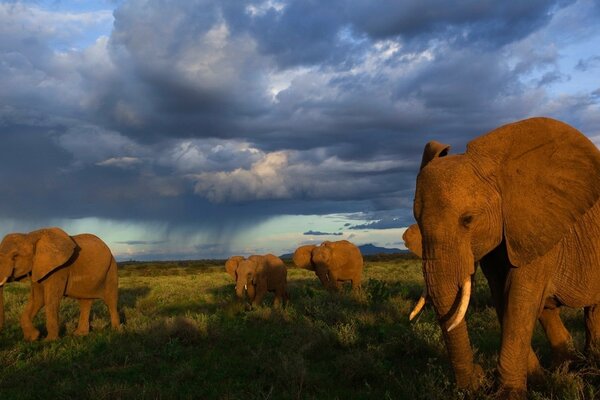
left=403, top=224, right=574, bottom=375
left=293, top=240, right=363, bottom=291
left=412, top=117, right=600, bottom=398
left=0, top=227, right=120, bottom=341
left=235, top=254, right=288, bottom=307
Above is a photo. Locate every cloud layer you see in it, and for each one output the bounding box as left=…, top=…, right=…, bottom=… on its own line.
left=1, top=0, right=599, bottom=258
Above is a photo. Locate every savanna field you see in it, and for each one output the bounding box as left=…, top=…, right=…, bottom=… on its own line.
left=1, top=256, right=599, bottom=400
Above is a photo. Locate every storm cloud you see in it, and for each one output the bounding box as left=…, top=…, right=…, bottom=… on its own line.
left=0, top=0, right=598, bottom=258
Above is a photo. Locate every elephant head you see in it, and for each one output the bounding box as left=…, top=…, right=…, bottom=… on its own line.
left=0, top=227, right=77, bottom=330
left=225, top=255, right=245, bottom=280
left=414, top=118, right=600, bottom=389
left=292, top=245, right=317, bottom=270
left=235, top=258, right=259, bottom=302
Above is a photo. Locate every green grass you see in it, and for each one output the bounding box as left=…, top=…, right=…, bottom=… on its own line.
left=0, top=257, right=599, bottom=399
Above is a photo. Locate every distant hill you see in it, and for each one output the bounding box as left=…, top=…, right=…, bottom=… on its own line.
left=280, top=243, right=408, bottom=259
left=358, top=243, right=407, bottom=255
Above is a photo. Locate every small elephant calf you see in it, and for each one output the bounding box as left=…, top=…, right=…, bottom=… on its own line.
left=228, top=254, right=288, bottom=307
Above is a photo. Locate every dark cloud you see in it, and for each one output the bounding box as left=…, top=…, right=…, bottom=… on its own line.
left=303, top=230, right=343, bottom=236
left=0, top=0, right=597, bottom=255
left=575, top=55, right=600, bottom=72
left=114, top=240, right=167, bottom=245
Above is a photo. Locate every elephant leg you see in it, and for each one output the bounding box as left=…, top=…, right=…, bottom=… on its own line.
left=74, top=299, right=93, bottom=336
left=327, top=270, right=341, bottom=291
left=498, top=269, right=549, bottom=398
left=273, top=291, right=282, bottom=308
left=314, top=265, right=330, bottom=288
left=104, top=269, right=121, bottom=330
left=20, top=282, right=45, bottom=341
left=43, top=288, right=62, bottom=341
left=584, top=305, right=600, bottom=357
left=351, top=276, right=362, bottom=291
left=539, top=306, right=573, bottom=366
left=481, top=249, right=542, bottom=378
left=252, top=289, right=266, bottom=307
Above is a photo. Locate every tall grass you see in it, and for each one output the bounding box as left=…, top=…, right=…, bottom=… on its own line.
left=0, top=257, right=598, bottom=399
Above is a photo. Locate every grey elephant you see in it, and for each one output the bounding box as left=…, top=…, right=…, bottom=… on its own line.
left=0, top=227, right=120, bottom=341
left=234, top=254, right=288, bottom=307
left=293, top=240, right=363, bottom=291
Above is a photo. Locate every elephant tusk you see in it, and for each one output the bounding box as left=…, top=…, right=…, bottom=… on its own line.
left=0, top=277, right=7, bottom=287
left=409, top=288, right=427, bottom=321
left=244, top=284, right=247, bottom=290
left=447, top=277, right=471, bottom=332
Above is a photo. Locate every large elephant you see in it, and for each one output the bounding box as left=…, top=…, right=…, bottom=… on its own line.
left=235, top=254, right=288, bottom=307
left=412, top=117, right=600, bottom=398
left=0, top=227, right=120, bottom=341
left=404, top=224, right=574, bottom=375
left=293, top=240, right=363, bottom=290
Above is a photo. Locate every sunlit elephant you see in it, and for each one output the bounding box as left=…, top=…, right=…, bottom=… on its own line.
left=225, top=255, right=245, bottom=280
left=413, top=117, right=600, bottom=399
left=403, top=224, right=574, bottom=375
left=0, top=227, right=120, bottom=341
left=235, top=254, right=288, bottom=307
left=293, top=240, right=363, bottom=291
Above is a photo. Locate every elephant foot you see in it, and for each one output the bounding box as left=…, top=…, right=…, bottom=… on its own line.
left=73, top=328, right=89, bottom=336
left=456, top=363, right=485, bottom=392
left=44, top=334, right=59, bottom=342
left=23, top=328, right=40, bottom=342
left=526, top=350, right=545, bottom=384
left=496, top=386, right=527, bottom=400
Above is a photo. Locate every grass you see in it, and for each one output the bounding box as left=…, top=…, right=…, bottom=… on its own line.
left=0, top=256, right=599, bottom=399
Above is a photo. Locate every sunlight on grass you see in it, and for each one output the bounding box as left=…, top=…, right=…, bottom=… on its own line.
left=0, top=257, right=597, bottom=399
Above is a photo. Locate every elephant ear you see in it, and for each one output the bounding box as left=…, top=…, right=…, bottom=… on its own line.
left=420, top=141, right=451, bottom=170
left=225, top=256, right=244, bottom=279
left=293, top=245, right=316, bottom=270
left=31, top=228, right=76, bottom=282
left=468, top=117, right=600, bottom=267
left=402, top=224, right=422, bottom=258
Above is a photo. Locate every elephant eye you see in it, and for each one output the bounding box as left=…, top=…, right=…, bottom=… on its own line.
left=460, top=213, right=474, bottom=228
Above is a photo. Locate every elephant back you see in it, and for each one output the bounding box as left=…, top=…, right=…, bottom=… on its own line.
left=65, top=234, right=113, bottom=298
left=263, top=256, right=287, bottom=290
left=467, top=117, right=600, bottom=267
left=322, top=240, right=363, bottom=277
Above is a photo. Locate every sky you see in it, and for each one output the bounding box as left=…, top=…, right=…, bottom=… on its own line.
left=0, top=0, right=599, bottom=260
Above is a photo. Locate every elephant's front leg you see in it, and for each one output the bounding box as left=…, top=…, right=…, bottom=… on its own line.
left=498, top=270, right=549, bottom=399
left=252, top=288, right=266, bottom=307
left=20, top=282, right=45, bottom=341
left=481, top=259, right=543, bottom=377
left=43, top=289, right=63, bottom=341
left=43, top=273, right=68, bottom=341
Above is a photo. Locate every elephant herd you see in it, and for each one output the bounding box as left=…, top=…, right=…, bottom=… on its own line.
left=224, top=239, right=364, bottom=307
left=0, top=117, right=599, bottom=399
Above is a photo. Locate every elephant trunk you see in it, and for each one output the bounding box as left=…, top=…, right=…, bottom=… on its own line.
left=235, top=281, right=246, bottom=300
left=424, top=259, right=480, bottom=389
